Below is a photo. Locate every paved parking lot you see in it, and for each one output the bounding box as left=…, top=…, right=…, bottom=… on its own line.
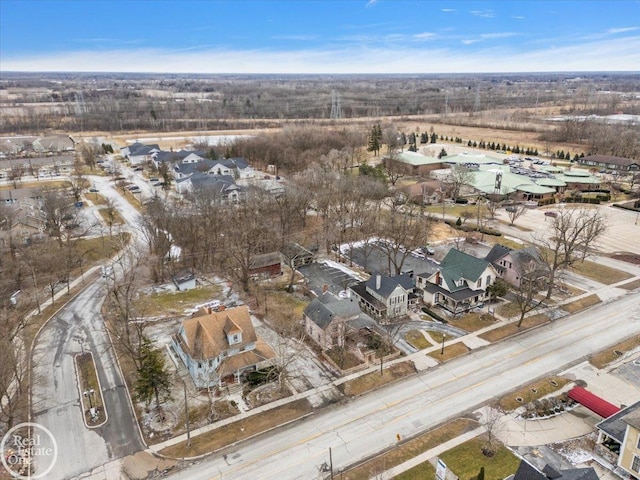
left=345, top=242, right=441, bottom=276
left=298, top=261, right=360, bottom=296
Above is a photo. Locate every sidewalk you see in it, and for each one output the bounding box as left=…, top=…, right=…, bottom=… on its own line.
left=378, top=426, right=486, bottom=479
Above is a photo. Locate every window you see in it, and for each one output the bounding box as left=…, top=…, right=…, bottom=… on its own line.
left=476, top=279, right=481, bottom=288
left=633, top=455, right=640, bottom=473
left=637, top=435, right=640, bottom=449
left=486, top=275, right=491, bottom=286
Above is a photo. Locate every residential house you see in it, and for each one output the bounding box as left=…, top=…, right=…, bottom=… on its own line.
left=596, top=400, right=640, bottom=478
left=484, top=244, right=545, bottom=288
left=418, top=248, right=497, bottom=313
left=512, top=459, right=598, bottom=480
left=175, top=173, right=245, bottom=203
left=121, top=143, right=161, bottom=166
left=350, top=272, right=411, bottom=321
left=171, top=305, right=276, bottom=388
left=304, top=292, right=375, bottom=350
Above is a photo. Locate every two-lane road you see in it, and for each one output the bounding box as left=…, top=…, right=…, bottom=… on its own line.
left=168, top=291, right=640, bottom=480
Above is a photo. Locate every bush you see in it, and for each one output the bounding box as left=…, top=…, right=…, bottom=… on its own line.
left=454, top=198, right=469, bottom=204
left=422, top=307, right=447, bottom=323
left=537, top=198, right=556, bottom=206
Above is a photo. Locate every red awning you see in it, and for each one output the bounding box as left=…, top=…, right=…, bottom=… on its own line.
left=568, top=386, right=620, bottom=418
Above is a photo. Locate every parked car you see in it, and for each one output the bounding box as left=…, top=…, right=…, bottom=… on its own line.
left=89, top=187, right=99, bottom=193
left=421, top=246, right=435, bottom=255
left=544, top=211, right=558, bottom=218
left=126, top=184, right=141, bottom=192
left=505, top=206, right=517, bottom=212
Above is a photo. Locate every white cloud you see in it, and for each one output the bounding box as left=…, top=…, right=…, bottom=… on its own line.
left=2, top=36, right=639, bottom=74
left=470, top=10, right=494, bottom=18
left=480, top=32, right=519, bottom=39
left=413, top=32, right=436, bottom=40
left=461, top=39, right=478, bottom=45
left=441, top=8, right=455, bottom=13
left=607, top=27, right=640, bottom=34
left=511, top=15, right=525, bottom=20
left=366, top=0, right=377, bottom=7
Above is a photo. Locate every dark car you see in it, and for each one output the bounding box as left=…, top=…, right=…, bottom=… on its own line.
left=544, top=211, right=558, bottom=218
left=505, top=206, right=517, bottom=212
left=89, top=187, right=99, bottom=193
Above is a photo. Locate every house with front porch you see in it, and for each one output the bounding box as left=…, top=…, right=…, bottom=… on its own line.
left=171, top=305, right=276, bottom=388
left=418, top=249, right=497, bottom=314
left=350, top=272, right=411, bottom=321
left=596, top=400, right=640, bottom=478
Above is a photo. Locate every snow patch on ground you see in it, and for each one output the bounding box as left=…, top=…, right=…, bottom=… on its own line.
left=321, top=259, right=367, bottom=280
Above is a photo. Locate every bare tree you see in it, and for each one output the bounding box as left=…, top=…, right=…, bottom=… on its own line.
left=506, top=203, right=527, bottom=225
left=376, top=202, right=434, bottom=275
left=443, top=167, right=473, bottom=201
left=481, top=403, right=504, bottom=457
left=534, top=208, right=607, bottom=299
left=39, top=188, right=78, bottom=246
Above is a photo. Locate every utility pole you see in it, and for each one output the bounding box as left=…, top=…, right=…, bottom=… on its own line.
left=329, top=447, right=334, bottom=479
left=183, top=378, right=191, bottom=448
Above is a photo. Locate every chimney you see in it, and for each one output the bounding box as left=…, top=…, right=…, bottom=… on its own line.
left=376, top=274, right=381, bottom=290
left=322, top=284, right=329, bottom=293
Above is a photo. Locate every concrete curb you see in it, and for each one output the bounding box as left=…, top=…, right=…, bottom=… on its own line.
left=74, top=351, right=109, bottom=429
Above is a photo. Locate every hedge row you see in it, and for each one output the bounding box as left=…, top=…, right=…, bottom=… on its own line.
left=422, top=306, right=447, bottom=323
left=444, top=219, right=502, bottom=237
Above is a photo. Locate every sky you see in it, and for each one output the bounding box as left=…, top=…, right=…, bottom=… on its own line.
left=1, top=0, right=639, bottom=74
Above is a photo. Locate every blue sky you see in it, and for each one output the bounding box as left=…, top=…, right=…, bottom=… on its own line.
left=1, top=0, right=639, bottom=73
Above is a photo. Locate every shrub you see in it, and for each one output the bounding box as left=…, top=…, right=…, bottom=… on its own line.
left=422, top=307, right=447, bottom=323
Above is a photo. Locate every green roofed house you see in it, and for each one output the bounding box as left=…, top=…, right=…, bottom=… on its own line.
left=418, top=249, right=498, bottom=314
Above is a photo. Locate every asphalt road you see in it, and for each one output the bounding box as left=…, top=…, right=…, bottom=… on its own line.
left=30, top=178, right=147, bottom=479
left=31, top=281, right=144, bottom=479
left=167, top=291, right=640, bottom=480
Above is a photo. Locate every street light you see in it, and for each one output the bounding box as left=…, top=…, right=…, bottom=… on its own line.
left=441, top=334, right=446, bottom=355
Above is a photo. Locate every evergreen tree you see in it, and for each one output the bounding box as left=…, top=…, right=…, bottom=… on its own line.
left=135, top=340, right=172, bottom=409
left=438, top=148, right=448, bottom=159
left=367, top=124, right=382, bottom=156
left=430, top=132, right=438, bottom=143
left=401, top=132, right=407, bottom=145
left=478, top=466, right=485, bottom=480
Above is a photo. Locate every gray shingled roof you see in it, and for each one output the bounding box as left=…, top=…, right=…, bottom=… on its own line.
left=304, top=293, right=361, bottom=329
left=485, top=244, right=512, bottom=264
left=365, top=272, right=404, bottom=297
left=597, top=399, right=640, bottom=443
left=513, top=460, right=598, bottom=480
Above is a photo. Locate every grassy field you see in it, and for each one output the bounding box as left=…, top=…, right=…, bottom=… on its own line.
left=620, top=278, right=640, bottom=291
left=568, top=261, right=633, bottom=285
left=159, top=399, right=313, bottom=458
left=405, top=330, right=432, bottom=350
left=98, top=207, right=126, bottom=226
left=560, top=294, right=601, bottom=314
left=135, top=284, right=223, bottom=317
left=439, top=436, right=521, bottom=480
left=339, top=361, right=416, bottom=397
left=479, top=314, right=550, bottom=342
left=75, top=233, right=130, bottom=263
left=342, top=418, right=478, bottom=480
left=449, top=312, right=497, bottom=332
left=427, top=342, right=470, bottom=362
left=498, top=376, right=570, bottom=411
left=590, top=335, right=640, bottom=369
left=495, top=302, right=520, bottom=318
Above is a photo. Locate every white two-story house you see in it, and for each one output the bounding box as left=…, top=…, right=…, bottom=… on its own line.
left=350, top=272, right=411, bottom=321
left=171, top=305, right=275, bottom=388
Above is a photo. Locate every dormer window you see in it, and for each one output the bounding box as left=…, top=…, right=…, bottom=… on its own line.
left=228, top=332, right=242, bottom=345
